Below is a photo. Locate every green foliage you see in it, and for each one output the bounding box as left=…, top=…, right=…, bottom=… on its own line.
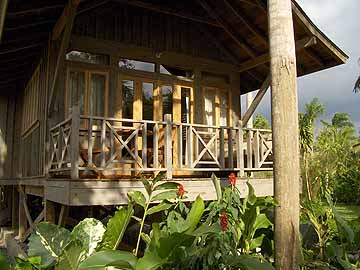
left=71, top=218, right=105, bottom=257
left=98, top=205, right=134, bottom=251
left=253, top=114, right=270, bottom=130
left=28, top=223, right=71, bottom=268
left=15, top=173, right=275, bottom=270
left=0, top=251, right=10, bottom=270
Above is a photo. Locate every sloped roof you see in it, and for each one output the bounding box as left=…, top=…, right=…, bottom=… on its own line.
left=0, top=0, right=348, bottom=93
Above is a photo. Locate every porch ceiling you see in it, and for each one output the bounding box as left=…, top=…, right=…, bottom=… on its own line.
left=0, top=0, right=348, bottom=94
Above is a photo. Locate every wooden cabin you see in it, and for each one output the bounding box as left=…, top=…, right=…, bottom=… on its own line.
left=0, top=0, right=347, bottom=239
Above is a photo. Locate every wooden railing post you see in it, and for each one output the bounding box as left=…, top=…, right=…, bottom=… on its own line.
left=70, top=105, right=80, bottom=179
left=237, top=121, right=245, bottom=177
left=164, top=114, right=173, bottom=179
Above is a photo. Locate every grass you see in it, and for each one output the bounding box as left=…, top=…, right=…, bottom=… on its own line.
left=335, top=203, right=360, bottom=222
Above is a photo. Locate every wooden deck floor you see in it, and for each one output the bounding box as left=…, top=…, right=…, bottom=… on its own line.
left=45, top=177, right=274, bottom=206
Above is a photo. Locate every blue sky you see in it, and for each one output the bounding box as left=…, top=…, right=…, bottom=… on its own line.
left=247, top=0, right=360, bottom=129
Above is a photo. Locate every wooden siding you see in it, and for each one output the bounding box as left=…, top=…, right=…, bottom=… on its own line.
left=0, top=95, right=15, bottom=178
left=72, top=4, right=232, bottom=64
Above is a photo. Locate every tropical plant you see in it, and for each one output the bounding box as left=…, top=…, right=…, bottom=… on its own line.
left=13, top=173, right=276, bottom=270
left=299, top=98, right=325, bottom=200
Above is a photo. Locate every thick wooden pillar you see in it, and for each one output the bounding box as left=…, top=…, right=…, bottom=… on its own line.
left=268, top=0, right=300, bottom=269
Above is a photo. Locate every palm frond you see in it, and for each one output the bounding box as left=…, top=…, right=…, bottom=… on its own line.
left=354, top=75, right=360, bottom=93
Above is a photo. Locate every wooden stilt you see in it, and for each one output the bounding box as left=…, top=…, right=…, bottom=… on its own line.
left=11, top=186, right=19, bottom=230
left=44, top=200, right=56, bottom=224
left=17, top=186, right=27, bottom=239
left=268, top=0, right=300, bottom=269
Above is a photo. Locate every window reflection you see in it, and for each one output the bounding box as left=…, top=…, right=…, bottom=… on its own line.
left=119, top=59, right=155, bottom=72
left=122, top=80, right=134, bottom=120
left=90, top=74, right=106, bottom=116
left=69, top=71, right=85, bottom=115
left=142, top=82, right=154, bottom=121
left=161, top=85, right=173, bottom=118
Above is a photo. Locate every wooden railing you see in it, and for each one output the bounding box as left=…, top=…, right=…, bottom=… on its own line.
left=48, top=106, right=273, bottom=179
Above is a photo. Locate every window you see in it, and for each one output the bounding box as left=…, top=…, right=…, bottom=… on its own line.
left=204, top=92, right=215, bottom=126
left=161, top=85, right=173, bottom=118
left=203, top=87, right=230, bottom=127
left=219, top=91, right=229, bottom=126
left=119, top=59, right=155, bottom=72
left=66, top=51, right=110, bottom=65
left=22, top=66, right=40, bottom=133
left=142, top=82, right=154, bottom=121
left=68, top=71, right=85, bottom=114
left=160, top=65, right=193, bottom=79
left=66, top=68, right=109, bottom=117
left=122, top=80, right=134, bottom=119
left=181, top=87, right=191, bottom=124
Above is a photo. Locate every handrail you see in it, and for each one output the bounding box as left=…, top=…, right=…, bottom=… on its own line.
left=49, top=112, right=274, bottom=179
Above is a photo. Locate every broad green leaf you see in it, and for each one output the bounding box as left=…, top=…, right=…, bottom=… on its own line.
left=151, top=190, right=178, bottom=202
left=246, top=182, right=257, bottom=205
left=141, top=232, right=151, bottom=246
left=225, top=255, right=274, bottom=270
left=157, top=233, right=195, bottom=259
left=55, top=241, right=85, bottom=270
left=183, top=195, right=205, bottom=233
left=141, top=177, right=152, bottom=196
left=71, top=218, right=106, bottom=258
left=136, top=252, right=164, bottom=270
left=147, top=202, right=172, bottom=215
left=79, top=251, right=137, bottom=270
left=153, top=182, right=179, bottom=191
left=167, top=211, right=186, bottom=234
left=211, top=173, right=222, bottom=202
left=249, top=235, right=265, bottom=250
left=253, top=214, right=272, bottom=232
left=0, top=251, right=10, bottom=270
left=128, top=191, right=146, bottom=209
left=28, top=222, right=71, bottom=268
left=99, top=205, right=134, bottom=250
left=190, top=222, right=221, bottom=237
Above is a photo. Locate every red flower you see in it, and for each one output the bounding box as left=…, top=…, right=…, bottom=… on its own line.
left=219, top=211, right=228, bottom=231
left=178, top=184, right=185, bottom=197
left=229, top=173, right=236, bottom=186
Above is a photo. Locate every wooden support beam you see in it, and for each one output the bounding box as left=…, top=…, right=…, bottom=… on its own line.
left=242, top=75, right=270, bottom=126
left=48, top=0, right=80, bottom=113
left=44, top=200, right=56, bottom=223
left=224, top=0, right=267, bottom=45
left=18, top=186, right=27, bottom=239
left=7, top=4, right=64, bottom=17
left=0, top=43, right=43, bottom=55
left=52, top=0, right=81, bottom=40
left=0, top=0, right=8, bottom=42
left=239, top=36, right=317, bottom=72
left=197, top=0, right=256, bottom=58
left=268, top=0, right=300, bottom=269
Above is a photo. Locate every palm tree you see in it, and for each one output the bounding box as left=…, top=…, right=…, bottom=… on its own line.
left=299, top=98, right=325, bottom=200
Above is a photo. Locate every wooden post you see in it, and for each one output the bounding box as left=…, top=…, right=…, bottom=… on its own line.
left=70, top=105, right=80, bottom=179
left=268, top=0, right=300, bottom=269
left=44, top=200, right=56, bottom=223
left=246, top=93, right=253, bottom=177
left=164, top=114, right=172, bottom=179
left=18, top=186, right=27, bottom=239
left=237, top=120, right=245, bottom=177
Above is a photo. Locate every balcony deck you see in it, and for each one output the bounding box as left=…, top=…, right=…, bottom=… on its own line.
left=48, top=107, right=273, bottom=180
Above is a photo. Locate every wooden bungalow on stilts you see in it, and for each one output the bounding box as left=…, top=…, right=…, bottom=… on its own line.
left=0, top=0, right=347, bottom=268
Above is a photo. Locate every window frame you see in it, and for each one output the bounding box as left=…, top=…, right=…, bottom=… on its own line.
left=65, top=65, right=110, bottom=118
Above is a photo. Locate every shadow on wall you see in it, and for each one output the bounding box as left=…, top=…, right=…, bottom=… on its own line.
left=0, top=129, right=7, bottom=177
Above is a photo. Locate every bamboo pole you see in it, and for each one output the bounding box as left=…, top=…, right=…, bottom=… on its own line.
left=268, top=0, right=300, bottom=269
